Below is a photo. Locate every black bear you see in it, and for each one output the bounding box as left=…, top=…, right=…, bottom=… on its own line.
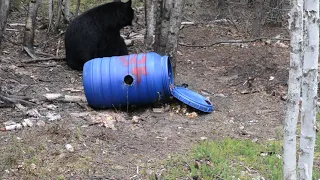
left=64, top=0, right=134, bottom=70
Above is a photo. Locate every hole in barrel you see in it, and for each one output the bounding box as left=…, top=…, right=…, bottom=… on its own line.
left=124, top=75, right=134, bottom=86
left=205, top=100, right=211, bottom=105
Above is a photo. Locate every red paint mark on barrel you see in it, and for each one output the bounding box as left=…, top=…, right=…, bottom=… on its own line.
left=121, top=54, right=148, bottom=84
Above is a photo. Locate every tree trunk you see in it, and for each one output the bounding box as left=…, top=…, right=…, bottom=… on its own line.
left=9, top=0, right=19, bottom=11
left=247, top=0, right=254, bottom=8
left=0, top=0, right=10, bottom=47
left=217, top=0, right=228, bottom=18
left=144, top=0, right=158, bottom=51
left=268, top=0, right=283, bottom=26
left=165, top=0, right=185, bottom=73
left=23, top=0, right=40, bottom=50
left=48, top=0, right=53, bottom=31
left=251, top=0, right=265, bottom=38
left=283, top=0, right=304, bottom=179
left=75, top=0, right=81, bottom=16
left=55, top=0, right=62, bottom=30
left=154, top=0, right=173, bottom=54
left=153, top=0, right=185, bottom=74
left=64, top=0, right=70, bottom=23
left=298, top=0, right=319, bottom=179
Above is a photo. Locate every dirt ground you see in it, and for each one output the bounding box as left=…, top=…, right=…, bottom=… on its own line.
left=0, top=1, right=307, bottom=179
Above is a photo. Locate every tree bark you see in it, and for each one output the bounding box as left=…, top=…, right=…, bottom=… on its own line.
left=144, top=0, right=158, bottom=51
left=154, top=0, right=173, bottom=54
left=9, top=0, right=19, bottom=11
left=0, top=0, right=10, bottom=47
left=283, top=0, right=304, bottom=179
left=64, top=0, right=70, bottom=23
left=165, top=0, right=185, bottom=73
left=217, top=0, right=229, bottom=18
left=48, top=0, right=53, bottom=31
left=298, top=0, right=319, bottom=179
left=268, top=0, right=283, bottom=26
left=55, top=0, right=62, bottom=30
left=75, top=0, right=81, bottom=16
left=153, top=0, right=185, bottom=74
left=23, top=0, right=40, bottom=50
left=251, top=0, right=265, bottom=38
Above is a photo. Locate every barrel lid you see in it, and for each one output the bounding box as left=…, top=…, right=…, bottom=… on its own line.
left=171, top=86, right=214, bottom=113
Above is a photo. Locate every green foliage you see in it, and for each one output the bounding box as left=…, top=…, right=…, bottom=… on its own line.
left=160, top=138, right=320, bottom=180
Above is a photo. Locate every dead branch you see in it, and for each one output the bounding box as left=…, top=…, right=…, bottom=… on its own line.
left=179, top=37, right=290, bottom=47
left=23, top=46, right=65, bottom=63
left=8, top=23, right=25, bottom=26
left=181, top=21, right=195, bottom=25
left=23, top=46, right=37, bottom=59
left=0, top=91, right=36, bottom=107
left=44, top=93, right=87, bottom=103
left=22, top=56, right=65, bottom=63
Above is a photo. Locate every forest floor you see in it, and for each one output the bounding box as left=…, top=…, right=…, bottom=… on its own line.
left=0, top=0, right=319, bottom=179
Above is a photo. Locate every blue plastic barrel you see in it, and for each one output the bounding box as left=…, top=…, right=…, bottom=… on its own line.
left=82, top=52, right=174, bottom=109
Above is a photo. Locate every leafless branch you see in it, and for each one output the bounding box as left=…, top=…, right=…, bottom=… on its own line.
left=179, top=37, right=290, bottom=47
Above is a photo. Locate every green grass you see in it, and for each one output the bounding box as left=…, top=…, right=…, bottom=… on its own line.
left=157, top=137, right=320, bottom=180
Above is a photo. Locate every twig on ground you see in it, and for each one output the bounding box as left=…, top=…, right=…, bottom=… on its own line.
left=181, top=21, right=195, bottom=25
left=17, top=64, right=59, bottom=67
left=23, top=46, right=37, bottom=59
left=23, top=46, right=65, bottom=63
left=0, top=91, right=36, bottom=107
left=22, top=56, right=65, bottom=63
left=9, top=23, right=25, bottom=26
left=44, top=93, right=87, bottom=103
left=179, top=37, right=290, bottom=47
left=5, top=28, right=19, bottom=32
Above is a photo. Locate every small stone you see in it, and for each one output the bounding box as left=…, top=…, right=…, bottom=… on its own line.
left=26, top=109, right=41, bottom=118
left=23, top=119, right=33, bottom=127
left=186, top=112, right=198, bottom=118
left=65, top=144, right=74, bottom=152
left=30, top=163, right=37, bottom=170
left=46, top=113, right=61, bottom=121
left=153, top=107, right=164, bottom=113
left=269, top=76, right=275, bottom=81
left=239, top=125, right=244, bottom=130
left=45, top=104, right=57, bottom=110
left=214, top=93, right=227, bottom=98
left=22, top=122, right=28, bottom=127
left=280, top=95, right=287, bottom=101
left=36, top=120, right=45, bottom=127
left=200, top=137, right=208, bottom=140
left=132, top=116, right=141, bottom=124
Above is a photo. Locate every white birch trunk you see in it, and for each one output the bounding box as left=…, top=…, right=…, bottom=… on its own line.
left=0, top=0, right=10, bottom=47
left=283, top=0, right=304, bottom=179
left=298, top=0, right=319, bottom=179
left=144, top=0, right=158, bottom=51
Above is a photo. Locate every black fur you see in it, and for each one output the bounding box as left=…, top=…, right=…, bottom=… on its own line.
left=64, top=0, right=134, bottom=70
